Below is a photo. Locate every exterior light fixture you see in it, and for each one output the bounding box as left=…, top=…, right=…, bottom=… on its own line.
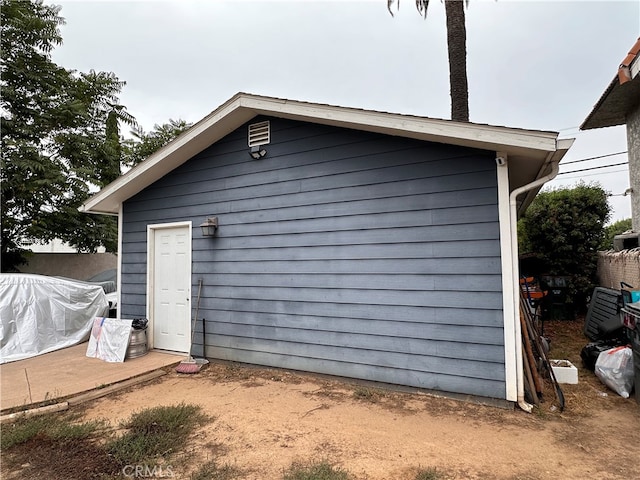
left=249, top=145, right=267, bottom=160
left=199, top=216, right=218, bottom=237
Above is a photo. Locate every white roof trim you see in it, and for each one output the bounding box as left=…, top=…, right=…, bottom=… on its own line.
left=631, top=54, right=640, bottom=79
left=81, top=93, right=565, bottom=215
left=239, top=95, right=559, bottom=152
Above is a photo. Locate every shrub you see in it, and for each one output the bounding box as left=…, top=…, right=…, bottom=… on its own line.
left=519, top=183, right=610, bottom=311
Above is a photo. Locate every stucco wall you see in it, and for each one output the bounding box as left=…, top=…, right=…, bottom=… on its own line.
left=18, top=253, right=117, bottom=280
left=628, top=104, right=640, bottom=231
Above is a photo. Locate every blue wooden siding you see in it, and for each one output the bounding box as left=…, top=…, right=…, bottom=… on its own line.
left=121, top=117, right=505, bottom=399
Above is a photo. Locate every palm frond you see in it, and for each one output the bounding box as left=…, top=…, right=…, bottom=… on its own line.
left=387, top=0, right=397, bottom=17
left=416, top=0, right=430, bottom=19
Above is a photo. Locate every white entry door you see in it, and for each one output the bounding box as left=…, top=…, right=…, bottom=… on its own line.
left=151, top=224, right=191, bottom=353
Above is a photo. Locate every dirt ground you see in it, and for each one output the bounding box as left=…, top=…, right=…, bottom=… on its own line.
left=68, top=319, right=639, bottom=480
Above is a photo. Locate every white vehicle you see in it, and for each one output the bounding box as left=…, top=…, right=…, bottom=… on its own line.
left=85, top=269, right=117, bottom=317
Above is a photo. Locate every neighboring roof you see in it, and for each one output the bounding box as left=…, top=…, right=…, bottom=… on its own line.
left=81, top=92, right=572, bottom=216
left=581, top=37, right=640, bottom=130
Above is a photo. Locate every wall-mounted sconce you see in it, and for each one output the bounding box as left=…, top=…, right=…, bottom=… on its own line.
left=249, top=145, right=267, bottom=160
left=199, top=216, right=218, bottom=237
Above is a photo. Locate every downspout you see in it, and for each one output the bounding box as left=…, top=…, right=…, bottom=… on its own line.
left=509, top=158, right=560, bottom=413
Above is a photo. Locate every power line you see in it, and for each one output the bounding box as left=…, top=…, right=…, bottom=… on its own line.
left=556, top=168, right=628, bottom=180
left=561, top=151, right=627, bottom=165
left=557, top=161, right=629, bottom=175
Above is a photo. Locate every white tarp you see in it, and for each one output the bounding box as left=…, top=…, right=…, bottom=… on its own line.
left=0, top=273, right=109, bottom=364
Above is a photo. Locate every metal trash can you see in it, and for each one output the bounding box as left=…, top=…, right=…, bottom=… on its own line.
left=126, top=318, right=149, bottom=359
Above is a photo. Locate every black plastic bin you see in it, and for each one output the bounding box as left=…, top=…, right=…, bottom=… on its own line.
left=584, top=287, right=624, bottom=341
left=540, top=275, right=575, bottom=320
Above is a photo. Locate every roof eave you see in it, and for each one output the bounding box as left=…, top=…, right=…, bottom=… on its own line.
left=81, top=93, right=564, bottom=215
left=581, top=37, right=640, bottom=130
left=239, top=95, right=559, bottom=153
left=581, top=74, right=640, bottom=130
left=515, top=138, right=575, bottom=217
left=580, top=76, right=622, bottom=130
left=81, top=94, right=253, bottom=215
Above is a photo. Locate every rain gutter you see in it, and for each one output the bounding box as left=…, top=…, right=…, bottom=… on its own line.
left=509, top=157, right=560, bottom=413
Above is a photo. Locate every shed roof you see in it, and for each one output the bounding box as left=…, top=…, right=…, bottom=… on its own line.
left=81, top=92, right=572, bottom=216
left=581, top=37, right=640, bottom=130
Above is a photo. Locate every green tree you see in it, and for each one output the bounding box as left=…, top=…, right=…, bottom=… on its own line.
left=518, top=183, right=611, bottom=310
left=600, top=218, right=632, bottom=250
left=388, top=0, right=469, bottom=121
left=1, top=0, right=134, bottom=271
left=123, top=119, right=192, bottom=168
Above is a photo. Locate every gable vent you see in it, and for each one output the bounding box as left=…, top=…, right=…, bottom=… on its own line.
left=248, top=121, right=270, bottom=147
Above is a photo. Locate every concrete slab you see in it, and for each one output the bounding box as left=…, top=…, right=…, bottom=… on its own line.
left=1, top=343, right=183, bottom=411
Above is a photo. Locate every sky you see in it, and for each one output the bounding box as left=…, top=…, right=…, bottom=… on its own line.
left=49, top=0, right=639, bottom=223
